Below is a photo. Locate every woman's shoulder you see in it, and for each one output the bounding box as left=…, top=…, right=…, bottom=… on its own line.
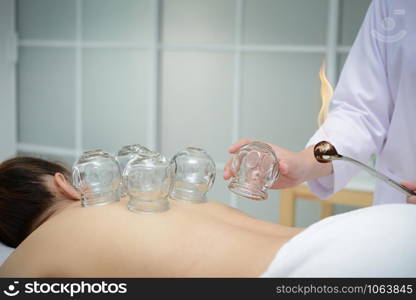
left=0, top=200, right=136, bottom=276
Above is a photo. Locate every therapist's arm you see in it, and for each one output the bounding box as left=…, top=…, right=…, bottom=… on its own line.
left=226, top=2, right=392, bottom=195
left=223, top=139, right=332, bottom=190
left=304, top=0, right=394, bottom=199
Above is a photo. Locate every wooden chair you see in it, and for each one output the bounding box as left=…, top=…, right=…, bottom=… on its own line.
left=279, top=184, right=373, bottom=226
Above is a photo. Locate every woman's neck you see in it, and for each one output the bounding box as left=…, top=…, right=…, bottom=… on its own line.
left=32, top=198, right=80, bottom=232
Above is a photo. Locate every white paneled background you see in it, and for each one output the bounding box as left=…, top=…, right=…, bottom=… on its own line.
left=16, top=0, right=371, bottom=226
left=0, top=0, right=16, bottom=162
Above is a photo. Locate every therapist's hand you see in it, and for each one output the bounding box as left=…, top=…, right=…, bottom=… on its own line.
left=401, top=181, right=416, bottom=204
left=223, top=139, right=311, bottom=189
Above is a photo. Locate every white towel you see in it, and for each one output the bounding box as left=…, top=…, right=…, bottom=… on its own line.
left=0, top=243, right=14, bottom=266
left=261, top=204, right=416, bottom=277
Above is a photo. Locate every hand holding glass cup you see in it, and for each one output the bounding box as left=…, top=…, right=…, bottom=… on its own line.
left=228, top=142, right=279, bottom=201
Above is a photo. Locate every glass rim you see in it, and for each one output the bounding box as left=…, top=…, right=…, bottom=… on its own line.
left=76, top=149, right=113, bottom=164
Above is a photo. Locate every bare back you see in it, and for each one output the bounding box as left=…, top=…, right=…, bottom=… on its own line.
left=0, top=199, right=301, bottom=277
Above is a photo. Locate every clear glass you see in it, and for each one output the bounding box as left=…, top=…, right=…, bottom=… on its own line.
left=116, top=144, right=159, bottom=197
left=124, top=154, right=171, bottom=214
left=116, top=144, right=156, bottom=173
left=169, top=147, right=216, bottom=203
left=72, top=150, right=122, bottom=207
left=228, top=142, right=279, bottom=201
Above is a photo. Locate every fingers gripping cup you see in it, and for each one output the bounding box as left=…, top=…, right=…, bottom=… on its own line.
left=124, top=153, right=172, bottom=214
left=72, top=150, right=122, bottom=207
left=169, top=147, right=216, bottom=203
left=228, top=142, right=279, bottom=201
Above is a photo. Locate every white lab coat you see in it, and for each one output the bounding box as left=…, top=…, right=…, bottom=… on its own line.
left=307, top=0, right=416, bottom=205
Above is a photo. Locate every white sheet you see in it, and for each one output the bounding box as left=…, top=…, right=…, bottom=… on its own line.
left=0, top=243, right=14, bottom=266
left=261, top=204, right=416, bottom=277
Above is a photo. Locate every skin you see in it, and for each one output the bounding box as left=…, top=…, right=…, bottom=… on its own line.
left=0, top=173, right=302, bottom=278
left=224, top=139, right=416, bottom=205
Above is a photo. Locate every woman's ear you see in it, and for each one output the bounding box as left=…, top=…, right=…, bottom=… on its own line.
left=54, top=173, right=80, bottom=200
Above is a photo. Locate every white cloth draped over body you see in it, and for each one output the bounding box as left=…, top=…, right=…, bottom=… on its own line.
left=307, top=0, right=416, bottom=204
left=261, top=204, right=416, bottom=277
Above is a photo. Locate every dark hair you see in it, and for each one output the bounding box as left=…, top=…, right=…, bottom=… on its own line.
left=0, top=157, right=71, bottom=247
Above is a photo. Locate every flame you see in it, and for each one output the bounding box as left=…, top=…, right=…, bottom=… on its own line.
left=318, top=62, right=334, bottom=126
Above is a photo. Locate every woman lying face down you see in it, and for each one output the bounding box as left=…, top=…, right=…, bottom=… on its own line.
left=0, top=157, right=301, bottom=277
left=0, top=157, right=415, bottom=277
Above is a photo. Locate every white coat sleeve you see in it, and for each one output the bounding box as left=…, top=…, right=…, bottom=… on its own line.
left=306, top=0, right=394, bottom=199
